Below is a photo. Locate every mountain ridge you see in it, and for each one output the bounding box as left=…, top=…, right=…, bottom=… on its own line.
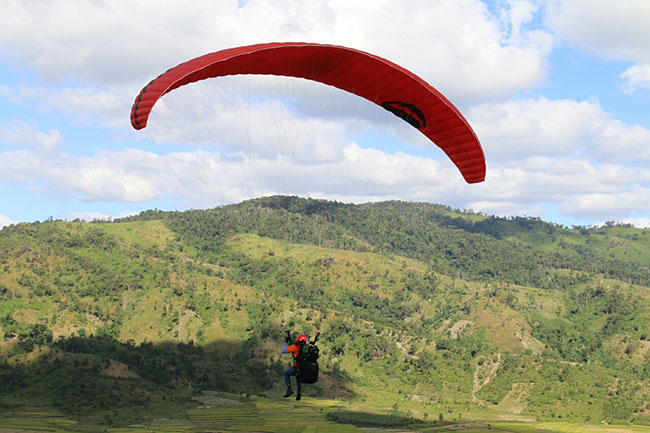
left=1, top=196, right=648, bottom=424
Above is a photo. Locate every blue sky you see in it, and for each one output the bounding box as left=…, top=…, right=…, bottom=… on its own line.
left=1, top=0, right=650, bottom=229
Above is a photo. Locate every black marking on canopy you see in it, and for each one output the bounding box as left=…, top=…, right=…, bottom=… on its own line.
left=380, top=101, right=426, bottom=129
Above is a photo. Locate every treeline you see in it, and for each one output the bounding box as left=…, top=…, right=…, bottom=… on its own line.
left=122, top=196, right=650, bottom=288
left=1, top=333, right=285, bottom=414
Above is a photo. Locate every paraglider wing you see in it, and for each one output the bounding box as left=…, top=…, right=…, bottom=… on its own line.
left=130, top=42, right=486, bottom=183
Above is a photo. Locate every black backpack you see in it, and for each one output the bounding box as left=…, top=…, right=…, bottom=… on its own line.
left=296, top=343, right=319, bottom=383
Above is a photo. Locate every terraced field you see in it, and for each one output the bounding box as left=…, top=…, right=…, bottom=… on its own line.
left=2, top=394, right=649, bottom=433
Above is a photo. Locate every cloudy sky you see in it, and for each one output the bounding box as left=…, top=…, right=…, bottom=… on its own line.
left=1, top=0, right=649, bottom=229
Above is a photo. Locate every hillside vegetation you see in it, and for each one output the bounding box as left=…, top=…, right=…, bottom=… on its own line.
left=1, top=196, right=649, bottom=425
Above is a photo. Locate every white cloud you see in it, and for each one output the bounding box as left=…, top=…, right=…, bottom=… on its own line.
left=0, top=0, right=552, bottom=105
left=559, top=190, right=650, bottom=220
left=0, top=147, right=161, bottom=202
left=470, top=97, right=606, bottom=160
left=3, top=86, right=650, bottom=224
left=466, top=199, right=545, bottom=219
left=64, top=211, right=138, bottom=222
left=621, top=218, right=650, bottom=229
left=467, top=159, right=650, bottom=223
left=461, top=94, right=650, bottom=222
left=619, top=63, right=650, bottom=95
left=0, top=214, right=15, bottom=228
left=545, top=0, right=650, bottom=94
left=0, top=140, right=471, bottom=208
left=469, top=96, right=650, bottom=163
left=1, top=84, right=131, bottom=128
left=6, top=143, right=645, bottom=225
left=508, top=1, right=539, bottom=44
left=0, top=120, right=63, bottom=153
left=545, top=0, right=650, bottom=61
left=64, top=212, right=113, bottom=222
left=595, top=118, right=650, bottom=162
left=0, top=114, right=474, bottom=208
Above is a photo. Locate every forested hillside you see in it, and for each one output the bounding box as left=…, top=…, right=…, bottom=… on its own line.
left=1, top=196, right=649, bottom=425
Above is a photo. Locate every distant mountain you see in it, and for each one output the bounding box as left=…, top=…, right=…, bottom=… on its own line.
left=1, top=196, right=648, bottom=424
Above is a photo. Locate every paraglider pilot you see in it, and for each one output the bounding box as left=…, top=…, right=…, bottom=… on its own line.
left=282, top=331, right=307, bottom=400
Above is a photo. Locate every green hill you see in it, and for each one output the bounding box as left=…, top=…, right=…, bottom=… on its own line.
left=1, top=196, right=649, bottom=426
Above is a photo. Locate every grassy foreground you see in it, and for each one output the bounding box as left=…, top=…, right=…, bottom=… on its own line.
left=2, top=392, right=650, bottom=433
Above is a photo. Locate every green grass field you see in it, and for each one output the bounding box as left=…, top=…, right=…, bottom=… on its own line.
left=2, top=393, right=649, bottom=433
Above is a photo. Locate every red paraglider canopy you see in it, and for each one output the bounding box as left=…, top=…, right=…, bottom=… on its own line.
left=131, top=42, right=485, bottom=183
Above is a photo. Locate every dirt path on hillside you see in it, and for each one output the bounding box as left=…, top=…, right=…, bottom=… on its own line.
left=472, top=353, right=502, bottom=402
